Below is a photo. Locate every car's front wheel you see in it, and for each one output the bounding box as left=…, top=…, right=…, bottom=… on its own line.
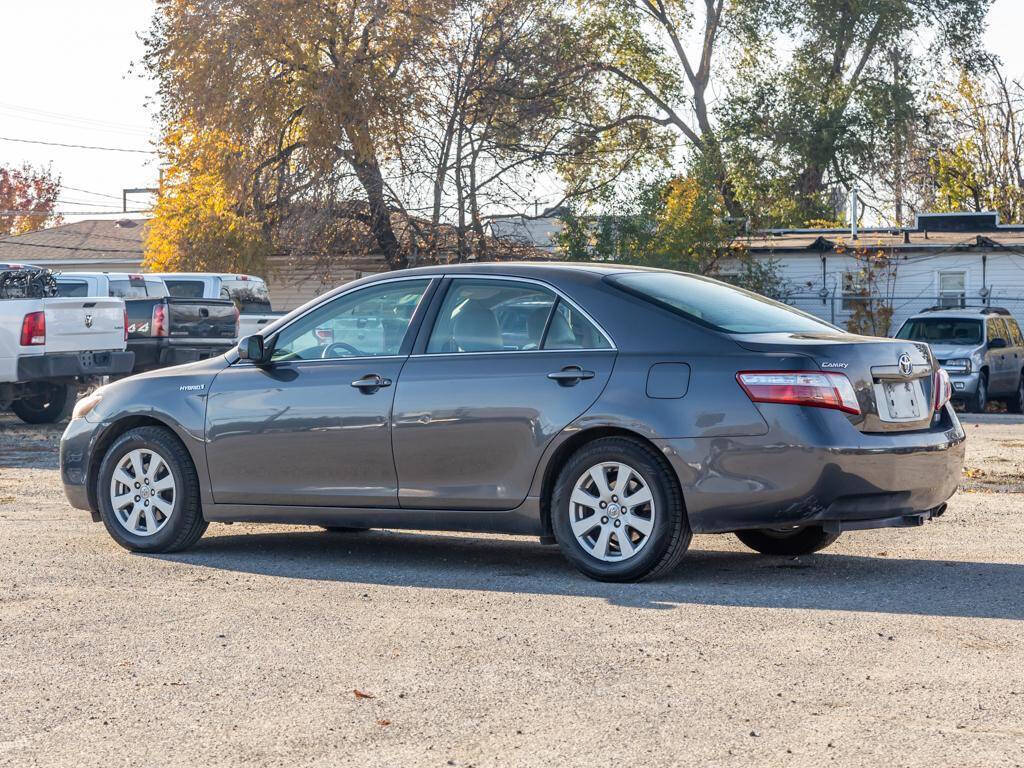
left=551, top=437, right=691, bottom=582
left=968, top=372, right=988, bottom=413
left=735, top=526, right=840, bottom=556
left=97, top=426, right=207, bottom=553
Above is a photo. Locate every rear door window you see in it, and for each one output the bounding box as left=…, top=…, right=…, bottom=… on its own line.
left=108, top=277, right=169, bottom=298
left=426, top=279, right=556, bottom=353
left=1006, top=318, right=1024, bottom=347
left=543, top=300, right=611, bottom=350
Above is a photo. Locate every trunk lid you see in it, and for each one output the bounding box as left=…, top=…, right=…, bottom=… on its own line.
left=43, top=298, right=126, bottom=353
left=732, top=331, right=937, bottom=432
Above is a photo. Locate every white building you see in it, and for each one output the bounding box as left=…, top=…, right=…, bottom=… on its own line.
left=740, top=212, right=1024, bottom=334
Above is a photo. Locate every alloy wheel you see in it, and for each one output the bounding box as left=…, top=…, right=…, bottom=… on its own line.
left=108, top=448, right=176, bottom=537
left=568, top=461, right=656, bottom=562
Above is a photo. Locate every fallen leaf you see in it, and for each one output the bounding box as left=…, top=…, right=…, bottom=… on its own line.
left=354, top=689, right=375, bottom=699
left=377, top=719, right=391, bottom=726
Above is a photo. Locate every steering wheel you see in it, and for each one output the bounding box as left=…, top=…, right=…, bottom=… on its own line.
left=321, top=341, right=364, bottom=358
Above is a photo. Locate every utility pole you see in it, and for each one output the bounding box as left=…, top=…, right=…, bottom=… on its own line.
left=850, top=186, right=859, bottom=240
left=123, top=187, right=159, bottom=213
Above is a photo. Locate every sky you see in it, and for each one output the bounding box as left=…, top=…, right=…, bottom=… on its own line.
left=2, top=0, right=1024, bottom=225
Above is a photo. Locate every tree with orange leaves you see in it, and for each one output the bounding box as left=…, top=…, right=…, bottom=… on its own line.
left=0, top=163, right=62, bottom=237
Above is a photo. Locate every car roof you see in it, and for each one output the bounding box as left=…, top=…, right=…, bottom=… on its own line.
left=360, top=261, right=647, bottom=280
left=154, top=272, right=266, bottom=281
left=56, top=271, right=163, bottom=281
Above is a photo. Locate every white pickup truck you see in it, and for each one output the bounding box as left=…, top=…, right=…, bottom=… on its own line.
left=150, top=272, right=283, bottom=337
left=1, top=265, right=133, bottom=423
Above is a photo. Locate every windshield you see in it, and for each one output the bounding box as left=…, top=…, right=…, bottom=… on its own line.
left=607, top=272, right=836, bottom=334
left=896, top=317, right=982, bottom=345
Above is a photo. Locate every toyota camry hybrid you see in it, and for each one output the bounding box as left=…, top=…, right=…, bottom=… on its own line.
left=60, top=263, right=965, bottom=581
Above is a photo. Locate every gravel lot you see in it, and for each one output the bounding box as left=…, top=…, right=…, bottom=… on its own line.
left=1, top=414, right=1023, bottom=767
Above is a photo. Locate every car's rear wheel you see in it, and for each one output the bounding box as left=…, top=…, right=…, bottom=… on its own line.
left=968, top=371, right=988, bottom=413
left=1007, top=373, right=1024, bottom=414
left=97, top=426, right=207, bottom=553
left=551, top=437, right=690, bottom=582
left=735, top=526, right=840, bottom=556
left=11, top=383, right=76, bottom=424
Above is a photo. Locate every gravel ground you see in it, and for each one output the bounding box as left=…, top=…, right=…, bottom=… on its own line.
left=1, top=414, right=1023, bottom=767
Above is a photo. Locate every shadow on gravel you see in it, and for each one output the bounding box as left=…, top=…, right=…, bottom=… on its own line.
left=156, top=528, right=1024, bottom=620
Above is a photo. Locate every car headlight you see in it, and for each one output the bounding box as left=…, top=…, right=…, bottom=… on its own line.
left=71, top=392, right=103, bottom=421
left=943, top=358, right=972, bottom=374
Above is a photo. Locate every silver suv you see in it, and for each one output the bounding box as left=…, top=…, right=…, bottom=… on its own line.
left=896, top=306, right=1024, bottom=413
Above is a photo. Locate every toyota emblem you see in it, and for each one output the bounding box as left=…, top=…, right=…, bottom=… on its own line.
left=898, top=353, right=913, bottom=377
left=84, top=314, right=93, bottom=328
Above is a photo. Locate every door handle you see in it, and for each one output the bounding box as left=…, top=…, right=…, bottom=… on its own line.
left=547, top=366, right=595, bottom=386
left=351, top=374, right=392, bottom=393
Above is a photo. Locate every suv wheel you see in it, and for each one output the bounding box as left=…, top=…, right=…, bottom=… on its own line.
left=97, top=426, right=207, bottom=553
left=1007, top=373, right=1024, bottom=414
left=11, top=383, right=76, bottom=424
left=968, top=371, right=988, bottom=413
left=551, top=437, right=691, bottom=582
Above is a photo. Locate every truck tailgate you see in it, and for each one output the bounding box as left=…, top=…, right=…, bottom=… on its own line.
left=167, top=298, right=238, bottom=340
left=44, top=298, right=126, bottom=353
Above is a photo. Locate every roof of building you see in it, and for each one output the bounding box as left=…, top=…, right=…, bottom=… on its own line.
left=0, top=218, right=149, bottom=264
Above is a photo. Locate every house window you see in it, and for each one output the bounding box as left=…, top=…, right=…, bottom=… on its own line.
left=938, top=271, right=966, bottom=308
left=841, top=271, right=866, bottom=311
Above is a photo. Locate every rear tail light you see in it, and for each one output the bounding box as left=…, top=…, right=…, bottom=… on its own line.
left=123, top=308, right=129, bottom=341
left=737, top=371, right=861, bottom=415
left=152, top=304, right=168, bottom=337
left=20, top=311, right=46, bottom=346
left=934, top=368, right=952, bottom=411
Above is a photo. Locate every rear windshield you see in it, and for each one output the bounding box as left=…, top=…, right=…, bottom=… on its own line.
left=163, top=278, right=206, bottom=298
left=108, top=278, right=169, bottom=299
left=896, top=318, right=982, bottom=345
left=222, top=279, right=272, bottom=313
left=54, top=280, right=90, bottom=297
left=608, top=272, right=835, bottom=334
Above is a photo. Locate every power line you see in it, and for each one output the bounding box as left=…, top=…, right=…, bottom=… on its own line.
left=0, top=101, right=151, bottom=134
left=0, top=136, right=156, bottom=154
left=0, top=209, right=152, bottom=217
left=61, top=185, right=127, bottom=201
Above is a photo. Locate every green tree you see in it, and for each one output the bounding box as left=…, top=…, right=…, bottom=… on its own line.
left=722, top=0, right=991, bottom=226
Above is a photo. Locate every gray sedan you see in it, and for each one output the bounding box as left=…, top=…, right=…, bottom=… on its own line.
left=61, top=263, right=965, bottom=581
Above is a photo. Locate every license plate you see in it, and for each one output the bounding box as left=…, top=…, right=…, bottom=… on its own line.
left=879, top=380, right=923, bottom=421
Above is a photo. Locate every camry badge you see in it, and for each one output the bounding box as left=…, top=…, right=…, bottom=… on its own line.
left=898, top=353, right=913, bottom=377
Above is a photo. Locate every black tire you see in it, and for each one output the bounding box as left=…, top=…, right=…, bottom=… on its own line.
left=321, top=526, right=371, bottom=533
left=735, top=526, right=840, bottom=556
left=96, top=426, right=207, bottom=553
left=551, top=437, right=691, bottom=582
left=1007, top=373, right=1024, bottom=414
left=968, top=371, right=988, bottom=413
left=11, top=383, right=76, bottom=424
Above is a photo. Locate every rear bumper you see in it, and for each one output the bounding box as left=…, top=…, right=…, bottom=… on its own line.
left=656, top=403, right=966, bottom=534
left=16, top=350, right=135, bottom=382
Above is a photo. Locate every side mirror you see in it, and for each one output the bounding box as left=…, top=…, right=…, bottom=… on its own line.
left=237, top=334, right=269, bottom=364
left=989, top=337, right=1008, bottom=350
